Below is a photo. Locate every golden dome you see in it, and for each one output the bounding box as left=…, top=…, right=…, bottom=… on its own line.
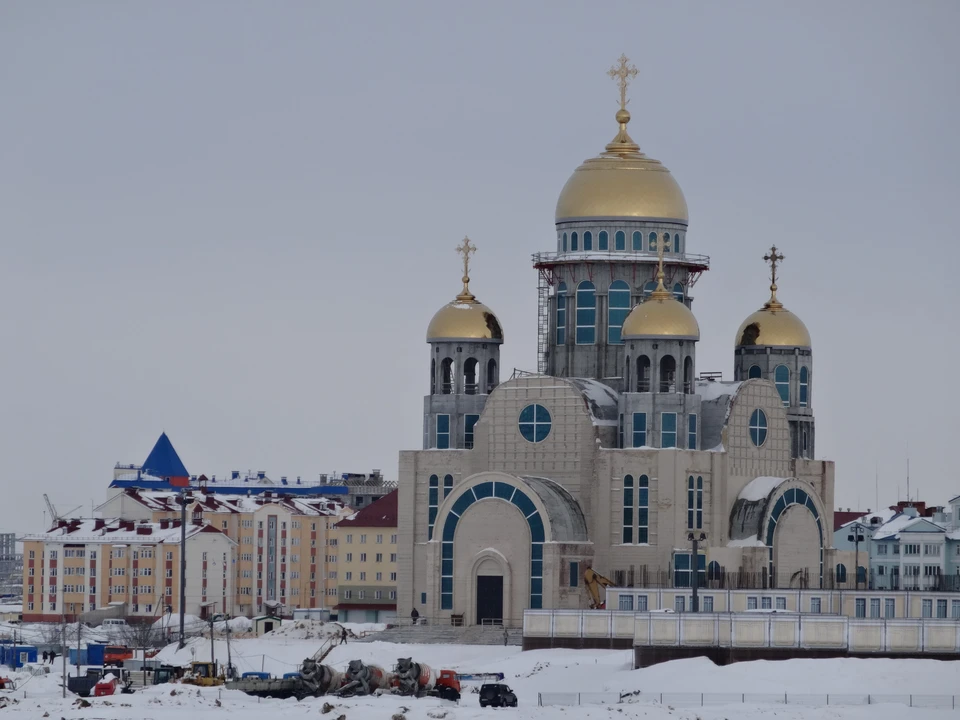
left=736, top=245, right=811, bottom=348
left=736, top=303, right=810, bottom=348
left=622, top=289, right=700, bottom=340
left=426, top=297, right=503, bottom=343
left=555, top=109, right=688, bottom=223
left=426, top=236, right=504, bottom=343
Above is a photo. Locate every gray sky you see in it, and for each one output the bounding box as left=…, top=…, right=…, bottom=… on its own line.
left=2, top=1, right=958, bottom=534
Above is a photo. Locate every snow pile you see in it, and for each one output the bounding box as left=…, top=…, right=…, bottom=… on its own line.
left=262, top=619, right=385, bottom=641
left=738, top=476, right=787, bottom=502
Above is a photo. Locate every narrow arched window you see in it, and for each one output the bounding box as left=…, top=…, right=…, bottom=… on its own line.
left=775, top=365, right=790, bottom=406
left=428, top=475, right=439, bottom=539
left=675, top=233, right=683, bottom=254
left=673, top=283, right=684, bottom=301
left=486, top=358, right=498, bottom=392
left=800, top=366, right=809, bottom=407
left=598, top=230, right=608, bottom=251
left=683, top=356, right=693, bottom=394
left=555, top=282, right=567, bottom=345
left=570, top=232, right=579, bottom=251
left=443, top=474, right=453, bottom=499
left=632, top=231, right=642, bottom=251
left=748, top=365, right=762, bottom=379
left=836, top=564, right=847, bottom=584
left=607, top=280, right=631, bottom=344
left=624, top=356, right=631, bottom=391
left=638, top=475, right=649, bottom=543
left=583, top=231, right=593, bottom=251
left=431, top=358, right=436, bottom=395
left=648, top=232, right=658, bottom=251
left=562, top=232, right=568, bottom=252
left=663, top=233, right=672, bottom=252
left=615, top=230, right=626, bottom=251
left=659, top=355, right=677, bottom=393
left=463, top=358, right=478, bottom=395
left=575, top=281, right=596, bottom=345
left=440, top=358, right=454, bottom=394
left=708, top=561, right=721, bottom=582
left=637, top=355, right=651, bottom=392
left=622, top=475, right=634, bottom=544
left=643, top=280, right=657, bottom=297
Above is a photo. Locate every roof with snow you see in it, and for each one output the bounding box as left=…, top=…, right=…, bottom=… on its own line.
left=566, top=378, right=619, bottom=427
left=871, top=512, right=948, bottom=540
left=336, top=489, right=398, bottom=529
left=103, top=487, right=347, bottom=517
left=142, top=432, right=189, bottom=479
left=836, top=507, right=898, bottom=532
left=20, top=517, right=233, bottom=545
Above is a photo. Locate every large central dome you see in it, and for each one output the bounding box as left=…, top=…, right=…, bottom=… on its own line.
left=555, top=109, right=688, bottom=224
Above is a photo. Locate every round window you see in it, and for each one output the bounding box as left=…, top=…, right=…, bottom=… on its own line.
left=749, top=409, right=767, bottom=447
left=518, top=404, right=552, bottom=443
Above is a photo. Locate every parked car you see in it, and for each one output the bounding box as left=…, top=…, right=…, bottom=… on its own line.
left=479, top=683, right=518, bottom=708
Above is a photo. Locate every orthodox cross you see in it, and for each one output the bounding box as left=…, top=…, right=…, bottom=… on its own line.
left=456, top=236, right=477, bottom=298
left=607, top=54, right=638, bottom=111
left=763, top=245, right=785, bottom=289
left=652, top=233, right=672, bottom=293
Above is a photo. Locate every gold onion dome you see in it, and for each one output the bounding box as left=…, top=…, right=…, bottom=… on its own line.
left=555, top=56, right=687, bottom=223
left=622, top=234, right=699, bottom=341
left=426, top=237, right=504, bottom=343
left=736, top=246, right=811, bottom=348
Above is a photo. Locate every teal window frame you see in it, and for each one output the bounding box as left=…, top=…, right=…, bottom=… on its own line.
left=673, top=283, right=684, bottom=301
left=436, top=414, right=450, bottom=449
left=464, top=415, right=479, bottom=449
left=622, top=475, right=634, bottom=543
left=673, top=552, right=706, bottom=588
left=556, top=282, right=567, bottom=345
left=632, top=412, right=646, bottom=448
left=443, top=473, right=453, bottom=499
left=598, top=231, right=608, bottom=251
left=607, top=280, right=631, bottom=344
left=638, top=475, right=649, bottom=543
left=518, top=404, right=552, bottom=443
left=688, top=413, right=697, bottom=450
left=632, top=231, right=642, bottom=251
left=575, top=281, right=596, bottom=345
left=775, top=365, right=790, bottom=405
left=749, top=409, right=767, bottom=447
left=569, top=561, right=579, bottom=588
left=615, top=230, right=626, bottom=251
left=648, top=232, right=657, bottom=251
left=428, top=475, right=439, bottom=540
left=661, top=412, right=677, bottom=448
left=799, top=366, right=809, bottom=407
left=583, top=231, right=593, bottom=251
left=561, top=232, right=567, bottom=252
left=748, top=365, right=762, bottom=379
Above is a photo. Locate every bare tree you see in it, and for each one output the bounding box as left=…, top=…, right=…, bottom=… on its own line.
left=117, top=621, right=165, bottom=650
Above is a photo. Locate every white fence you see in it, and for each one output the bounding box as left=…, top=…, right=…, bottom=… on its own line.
left=524, top=610, right=960, bottom=654
left=538, top=692, right=960, bottom=708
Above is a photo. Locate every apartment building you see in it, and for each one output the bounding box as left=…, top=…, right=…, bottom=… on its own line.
left=333, top=490, right=398, bottom=623
left=20, top=518, right=234, bottom=623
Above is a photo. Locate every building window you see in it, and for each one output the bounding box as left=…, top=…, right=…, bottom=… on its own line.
left=561, top=232, right=567, bottom=251
left=636, top=355, right=651, bottom=392
left=885, top=598, right=896, bottom=618
left=608, top=280, right=631, bottom=344
left=428, top=475, right=438, bottom=540
left=774, top=365, right=790, bottom=405
left=615, top=230, right=626, bottom=251
left=632, top=412, right=646, bottom=448
left=855, top=598, right=866, bottom=617
left=661, top=412, right=677, bottom=448
left=799, top=366, right=809, bottom=406
left=440, top=358, right=454, bottom=394
left=748, top=364, right=762, bottom=379
left=622, top=476, right=633, bottom=544
left=673, top=552, right=705, bottom=588
left=675, top=595, right=686, bottom=612
left=749, top=409, right=768, bottom=447
left=464, top=414, right=479, bottom=449
left=598, top=230, right=608, bottom=250
left=575, top=281, right=596, bottom=345
left=518, top=404, right=551, bottom=443
left=835, top=564, right=847, bottom=584
left=922, top=599, right=932, bottom=618
left=443, top=474, right=453, bottom=498
left=638, top=475, right=649, bottom=543
left=703, top=596, right=714, bottom=612
left=747, top=596, right=758, bottom=610
left=619, top=594, right=634, bottom=611
left=810, top=597, right=821, bottom=613
left=951, top=600, right=960, bottom=619
left=688, top=414, right=697, bottom=450
left=869, top=598, right=881, bottom=618
left=435, top=414, right=451, bottom=449
left=686, top=476, right=703, bottom=529
left=632, top=231, right=642, bottom=251
left=643, top=280, right=657, bottom=297
left=618, top=414, right=624, bottom=448
left=583, top=231, right=593, bottom=251
left=673, top=283, right=684, bottom=302
left=570, top=231, right=578, bottom=251
left=659, top=355, right=677, bottom=392
left=936, top=599, right=947, bottom=618
left=675, top=233, right=683, bottom=253
left=569, top=561, right=579, bottom=588
left=648, top=232, right=657, bottom=252
left=555, top=282, right=566, bottom=345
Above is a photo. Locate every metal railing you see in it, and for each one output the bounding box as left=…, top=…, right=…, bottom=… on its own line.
left=538, top=692, right=959, bottom=708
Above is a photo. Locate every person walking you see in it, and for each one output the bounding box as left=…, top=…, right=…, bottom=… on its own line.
left=42, top=650, right=48, bottom=663
left=339, top=627, right=348, bottom=645
left=410, top=608, right=420, bottom=626
left=502, top=626, right=509, bottom=646
left=48, top=650, right=56, bottom=665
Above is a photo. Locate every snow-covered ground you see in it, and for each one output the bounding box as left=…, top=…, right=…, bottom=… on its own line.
left=0, top=625, right=957, bottom=718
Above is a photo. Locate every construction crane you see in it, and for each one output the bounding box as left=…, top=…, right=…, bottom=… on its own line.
left=43, top=494, right=82, bottom=528
left=584, top=567, right=615, bottom=609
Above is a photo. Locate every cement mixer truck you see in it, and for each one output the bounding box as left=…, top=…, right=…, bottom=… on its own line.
left=390, top=658, right=461, bottom=701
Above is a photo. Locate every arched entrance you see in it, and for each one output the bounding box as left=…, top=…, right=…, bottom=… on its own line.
left=473, top=554, right=508, bottom=625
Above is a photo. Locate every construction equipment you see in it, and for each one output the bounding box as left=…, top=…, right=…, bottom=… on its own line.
left=180, top=661, right=225, bottom=687
left=225, top=657, right=342, bottom=700
left=336, top=660, right=390, bottom=697
left=42, top=493, right=82, bottom=527
left=584, top=567, right=615, bottom=609
left=0, top=677, right=16, bottom=691
left=391, top=658, right=460, bottom=701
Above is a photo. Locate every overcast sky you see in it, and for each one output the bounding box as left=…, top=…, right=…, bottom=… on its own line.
left=2, top=1, right=958, bottom=534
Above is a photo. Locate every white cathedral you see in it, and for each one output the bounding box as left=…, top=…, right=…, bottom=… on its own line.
left=396, top=57, right=836, bottom=626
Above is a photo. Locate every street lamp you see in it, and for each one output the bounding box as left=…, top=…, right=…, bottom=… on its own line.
left=847, top=523, right=866, bottom=589
left=177, top=490, right=190, bottom=649
left=687, top=532, right=707, bottom=612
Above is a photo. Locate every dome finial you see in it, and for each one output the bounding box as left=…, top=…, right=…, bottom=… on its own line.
left=605, top=54, right=640, bottom=153
left=455, top=236, right=477, bottom=303
left=763, top=245, right=785, bottom=309
left=648, top=233, right=673, bottom=301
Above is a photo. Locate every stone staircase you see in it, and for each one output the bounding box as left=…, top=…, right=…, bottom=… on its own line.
left=356, top=624, right=522, bottom=646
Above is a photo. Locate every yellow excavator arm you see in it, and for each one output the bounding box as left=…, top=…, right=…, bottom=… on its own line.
left=583, top=567, right=615, bottom=609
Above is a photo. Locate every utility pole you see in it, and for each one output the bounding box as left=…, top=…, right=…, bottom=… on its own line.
left=688, top=532, right=706, bottom=612
left=75, top=618, right=82, bottom=679
left=178, top=490, right=188, bottom=649
left=60, top=613, right=67, bottom=699
left=204, top=602, right=216, bottom=673
left=225, top=614, right=233, bottom=680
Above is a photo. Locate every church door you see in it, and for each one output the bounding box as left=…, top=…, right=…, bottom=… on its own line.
left=476, top=576, right=504, bottom=625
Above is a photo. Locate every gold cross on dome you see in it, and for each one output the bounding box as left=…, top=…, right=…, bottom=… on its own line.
left=607, top=54, right=638, bottom=111
left=763, top=245, right=785, bottom=289
left=652, top=233, right=672, bottom=292
left=455, top=236, right=477, bottom=299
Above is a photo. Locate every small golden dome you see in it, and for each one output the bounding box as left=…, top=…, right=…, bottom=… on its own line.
left=555, top=109, right=688, bottom=223
left=736, top=303, right=810, bottom=348
left=426, top=298, right=503, bottom=343
left=736, top=245, right=811, bottom=348
left=622, top=289, right=700, bottom=340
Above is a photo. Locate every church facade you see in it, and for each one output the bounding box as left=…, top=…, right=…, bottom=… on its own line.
left=397, top=57, right=836, bottom=626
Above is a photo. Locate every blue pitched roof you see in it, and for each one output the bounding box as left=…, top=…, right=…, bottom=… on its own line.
left=142, top=432, right=189, bottom=479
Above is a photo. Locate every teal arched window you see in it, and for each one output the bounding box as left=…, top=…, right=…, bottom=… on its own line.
left=649, top=232, right=658, bottom=251
left=583, top=231, right=593, bottom=251
left=608, top=280, right=631, bottom=344
left=673, top=283, right=684, bottom=301
left=555, top=282, right=567, bottom=345
left=775, top=365, right=790, bottom=406
left=799, top=367, right=809, bottom=407
left=615, top=230, right=626, bottom=251
left=598, top=231, right=608, bottom=251
left=675, top=233, right=682, bottom=253
left=570, top=232, right=578, bottom=251
left=561, top=233, right=567, bottom=252
left=428, top=475, right=439, bottom=539
left=632, top=231, right=642, bottom=251
left=687, top=476, right=703, bottom=529
left=748, top=365, right=762, bottom=379
left=622, top=475, right=633, bottom=543
left=443, top=474, right=453, bottom=498
left=576, top=281, right=596, bottom=344
left=836, top=564, right=847, bottom=584
left=749, top=409, right=767, bottom=446
left=638, top=475, right=649, bottom=543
